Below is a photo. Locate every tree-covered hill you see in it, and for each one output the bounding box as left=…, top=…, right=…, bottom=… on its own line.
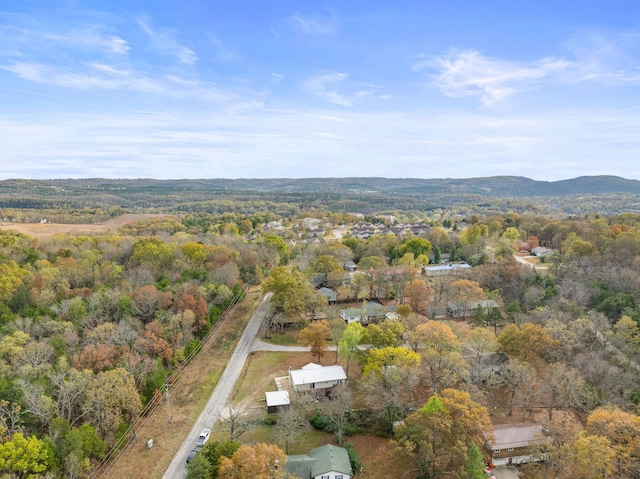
left=1, top=175, right=640, bottom=216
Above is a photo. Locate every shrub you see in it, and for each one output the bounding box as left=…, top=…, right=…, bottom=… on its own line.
left=344, top=442, right=362, bottom=474
left=308, top=413, right=333, bottom=432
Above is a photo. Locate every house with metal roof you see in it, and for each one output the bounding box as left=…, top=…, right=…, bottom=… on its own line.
left=484, top=422, right=547, bottom=466
left=288, top=363, right=347, bottom=394
left=423, top=263, right=472, bottom=276
left=284, top=444, right=353, bottom=479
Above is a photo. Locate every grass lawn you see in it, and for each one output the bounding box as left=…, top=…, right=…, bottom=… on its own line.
left=222, top=348, right=403, bottom=479
left=261, top=329, right=302, bottom=345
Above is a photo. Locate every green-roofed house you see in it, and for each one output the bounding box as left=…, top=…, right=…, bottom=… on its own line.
left=284, top=444, right=353, bottom=479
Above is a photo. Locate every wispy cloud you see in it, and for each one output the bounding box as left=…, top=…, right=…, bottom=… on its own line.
left=270, top=73, right=284, bottom=84
left=565, top=30, right=640, bottom=83
left=4, top=105, right=640, bottom=180
left=420, top=30, right=640, bottom=106
left=138, top=19, right=197, bottom=65
left=415, top=49, right=572, bottom=106
left=1, top=24, right=130, bottom=56
left=284, top=12, right=339, bottom=36
left=0, top=61, right=239, bottom=103
left=304, top=71, right=375, bottom=106
left=206, top=33, right=237, bottom=62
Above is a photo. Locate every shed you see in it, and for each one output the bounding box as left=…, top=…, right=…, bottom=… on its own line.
left=265, top=390, right=290, bottom=414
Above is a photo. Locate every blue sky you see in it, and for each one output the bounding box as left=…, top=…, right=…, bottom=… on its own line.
left=1, top=1, right=640, bottom=180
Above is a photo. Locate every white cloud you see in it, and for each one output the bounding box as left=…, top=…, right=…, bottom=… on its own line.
left=0, top=61, right=239, bottom=102
left=417, top=49, right=572, bottom=106
left=138, top=19, right=197, bottom=65
left=564, top=30, right=640, bottom=84
left=304, top=71, right=374, bottom=106
left=2, top=104, right=640, bottom=180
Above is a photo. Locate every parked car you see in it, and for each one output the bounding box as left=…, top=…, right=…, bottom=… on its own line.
left=196, top=428, right=211, bottom=448
left=186, top=448, right=199, bottom=463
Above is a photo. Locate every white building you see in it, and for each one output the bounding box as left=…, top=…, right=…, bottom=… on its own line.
left=289, top=363, right=347, bottom=394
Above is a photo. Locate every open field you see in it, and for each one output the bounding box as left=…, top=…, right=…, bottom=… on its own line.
left=0, top=214, right=170, bottom=238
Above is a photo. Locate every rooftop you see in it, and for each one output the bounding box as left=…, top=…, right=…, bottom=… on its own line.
left=486, top=423, right=545, bottom=450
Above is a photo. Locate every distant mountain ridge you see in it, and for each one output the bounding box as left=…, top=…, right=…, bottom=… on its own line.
left=2, top=175, right=638, bottom=197
left=1, top=175, right=639, bottom=216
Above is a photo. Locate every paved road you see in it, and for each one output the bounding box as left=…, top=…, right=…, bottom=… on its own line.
left=162, top=293, right=273, bottom=479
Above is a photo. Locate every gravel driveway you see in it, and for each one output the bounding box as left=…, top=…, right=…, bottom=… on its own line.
left=492, top=466, right=520, bottom=479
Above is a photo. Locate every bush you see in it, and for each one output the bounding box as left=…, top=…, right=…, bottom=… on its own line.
left=344, top=442, right=362, bottom=474
left=263, top=414, right=277, bottom=425
left=308, top=413, right=333, bottom=431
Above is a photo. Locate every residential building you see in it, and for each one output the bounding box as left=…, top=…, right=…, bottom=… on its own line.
left=484, top=423, right=547, bottom=466
left=317, top=287, right=338, bottom=304
left=423, top=263, right=472, bottom=276
left=531, top=246, right=553, bottom=257
left=284, top=444, right=353, bottom=479
left=289, top=363, right=347, bottom=394
left=339, top=301, right=397, bottom=324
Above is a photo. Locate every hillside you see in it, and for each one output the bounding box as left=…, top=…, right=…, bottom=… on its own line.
left=1, top=175, right=640, bottom=216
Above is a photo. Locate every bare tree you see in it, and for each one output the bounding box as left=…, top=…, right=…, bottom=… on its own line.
left=317, top=383, right=353, bottom=445
left=220, top=405, right=258, bottom=441
left=274, top=406, right=307, bottom=454
left=0, top=400, right=23, bottom=435
left=498, top=359, right=537, bottom=416
left=541, top=362, right=588, bottom=420
left=17, top=379, right=55, bottom=430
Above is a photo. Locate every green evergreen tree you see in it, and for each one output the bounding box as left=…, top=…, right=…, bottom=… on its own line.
left=464, top=442, right=486, bottom=479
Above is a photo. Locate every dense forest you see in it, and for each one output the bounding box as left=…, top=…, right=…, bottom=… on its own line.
left=1, top=177, right=640, bottom=478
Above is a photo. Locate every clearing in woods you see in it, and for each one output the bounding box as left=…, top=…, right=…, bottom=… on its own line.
left=0, top=214, right=170, bottom=238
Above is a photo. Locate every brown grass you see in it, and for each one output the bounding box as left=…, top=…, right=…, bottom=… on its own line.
left=0, top=214, right=171, bottom=238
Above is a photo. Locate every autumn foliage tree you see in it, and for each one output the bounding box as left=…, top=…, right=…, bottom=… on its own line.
left=393, top=389, right=492, bottom=479
left=582, top=406, right=640, bottom=477
left=496, top=323, right=560, bottom=362
left=404, top=278, right=430, bottom=314
left=298, top=320, right=331, bottom=363
left=0, top=432, right=54, bottom=478
left=416, top=320, right=467, bottom=392
left=218, top=443, right=290, bottom=479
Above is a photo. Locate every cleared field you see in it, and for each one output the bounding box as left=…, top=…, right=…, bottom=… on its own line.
left=0, top=214, right=170, bottom=238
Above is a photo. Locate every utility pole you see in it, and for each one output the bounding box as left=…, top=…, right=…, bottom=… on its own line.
left=165, top=382, right=171, bottom=423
